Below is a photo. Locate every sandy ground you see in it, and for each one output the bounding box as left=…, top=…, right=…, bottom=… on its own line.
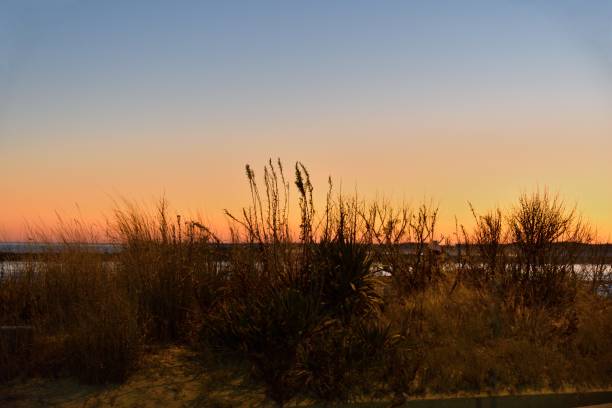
left=0, top=347, right=268, bottom=408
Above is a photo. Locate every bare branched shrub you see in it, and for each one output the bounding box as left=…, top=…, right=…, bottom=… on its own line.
left=362, top=200, right=441, bottom=295
left=506, top=189, right=592, bottom=311
left=467, top=204, right=506, bottom=283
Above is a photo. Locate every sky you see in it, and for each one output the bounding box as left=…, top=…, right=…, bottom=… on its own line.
left=1, top=1, right=611, bottom=241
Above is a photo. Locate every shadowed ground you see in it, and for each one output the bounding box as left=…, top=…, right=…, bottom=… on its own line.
left=1, top=347, right=611, bottom=408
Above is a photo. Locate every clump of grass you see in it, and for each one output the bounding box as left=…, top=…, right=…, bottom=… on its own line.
left=0, top=241, right=141, bottom=383
left=111, top=198, right=222, bottom=343
left=65, top=282, right=140, bottom=383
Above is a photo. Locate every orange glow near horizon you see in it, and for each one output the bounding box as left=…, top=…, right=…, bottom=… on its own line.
left=2, top=118, right=612, bottom=242
left=2, top=140, right=611, bottom=243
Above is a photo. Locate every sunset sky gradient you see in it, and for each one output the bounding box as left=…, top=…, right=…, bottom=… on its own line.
left=1, top=1, right=611, bottom=241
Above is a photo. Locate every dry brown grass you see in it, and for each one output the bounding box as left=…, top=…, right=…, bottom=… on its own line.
left=1, top=161, right=610, bottom=406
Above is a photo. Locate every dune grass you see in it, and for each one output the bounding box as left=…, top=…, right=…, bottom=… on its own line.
left=1, top=160, right=611, bottom=406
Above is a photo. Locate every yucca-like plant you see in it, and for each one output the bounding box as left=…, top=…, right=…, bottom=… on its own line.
left=313, top=195, right=382, bottom=323
left=289, top=194, right=387, bottom=403
left=206, top=160, right=389, bottom=406
left=206, top=160, right=321, bottom=406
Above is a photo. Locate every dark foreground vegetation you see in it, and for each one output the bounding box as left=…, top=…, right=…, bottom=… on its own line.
left=1, top=160, right=611, bottom=406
